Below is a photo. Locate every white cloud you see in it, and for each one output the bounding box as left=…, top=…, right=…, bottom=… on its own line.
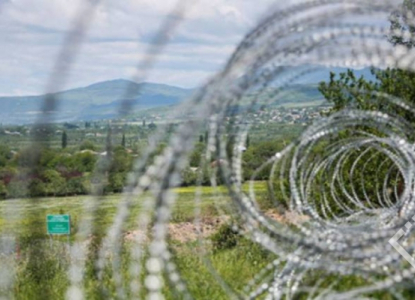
left=0, top=0, right=277, bottom=96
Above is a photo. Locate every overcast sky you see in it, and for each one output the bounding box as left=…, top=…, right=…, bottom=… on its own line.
left=0, top=0, right=280, bottom=96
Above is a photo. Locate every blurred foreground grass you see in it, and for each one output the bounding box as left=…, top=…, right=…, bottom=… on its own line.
left=0, top=181, right=272, bottom=299
left=0, top=181, right=409, bottom=299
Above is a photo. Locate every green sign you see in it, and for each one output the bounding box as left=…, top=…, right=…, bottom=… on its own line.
left=47, top=215, right=70, bottom=235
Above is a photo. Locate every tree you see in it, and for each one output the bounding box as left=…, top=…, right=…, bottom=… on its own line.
left=313, top=1, right=415, bottom=215
left=319, top=68, right=415, bottom=129
left=66, top=177, right=87, bottom=196
left=0, top=181, right=7, bottom=199
left=148, top=122, right=157, bottom=130
left=7, top=180, right=27, bottom=199
left=28, top=178, right=46, bottom=198
left=318, top=0, right=415, bottom=129
left=79, top=140, right=96, bottom=151
left=189, top=142, right=205, bottom=167
left=61, top=131, right=67, bottom=149
left=389, top=0, right=415, bottom=48
left=199, top=135, right=204, bottom=143
left=73, top=152, right=98, bottom=173
left=121, top=133, right=126, bottom=148
left=42, top=169, right=65, bottom=196
left=106, top=125, right=112, bottom=157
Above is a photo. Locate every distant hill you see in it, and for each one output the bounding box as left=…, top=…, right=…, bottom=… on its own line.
left=0, top=66, right=375, bottom=124
left=0, top=79, right=193, bottom=124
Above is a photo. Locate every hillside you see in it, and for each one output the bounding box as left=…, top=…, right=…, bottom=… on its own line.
left=0, top=80, right=193, bottom=124
left=0, top=66, right=374, bottom=124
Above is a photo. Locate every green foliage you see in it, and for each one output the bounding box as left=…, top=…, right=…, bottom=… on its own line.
left=79, top=140, right=96, bottom=151
left=211, top=223, right=240, bottom=251
left=316, top=70, right=414, bottom=216
left=189, top=142, right=205, bottom=167
left=242, top=140, right=285, bottom=180
left=105, top=126, right=112, bottom=154
left=8, top=180, right=27, bottom=198
left=42, top=170, right=66, bottom=196
left=148, top=122, right=157, bottom=130
left=15, top=147, right=40, bottom=168
left=72, top=152, right=98, bottom=173
left=121, top=133, right=126, bottom=147
left=61, top=131, right=67, bottom=149
left=319, top=68, right=415, bottom=128
left=0, top=145, right=12, bottom=167
left=315, top=2, right=415, bottom=215
left=181, top=167, right=198, bottom=186
left=105, top=172, right=126, bottom=194
left=389, top=0, right=415, bottom=48
left=66, top=177, right=87, bottom=195
left=0, top=180, right=7, bottom=199
left=28, top=178, right=45, bottom=198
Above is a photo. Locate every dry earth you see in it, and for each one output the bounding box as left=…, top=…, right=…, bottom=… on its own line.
left=124, top=210, right=309, bottom=243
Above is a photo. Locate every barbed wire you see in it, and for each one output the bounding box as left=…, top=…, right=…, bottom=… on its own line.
left=3, top=0, right=415, bottom=299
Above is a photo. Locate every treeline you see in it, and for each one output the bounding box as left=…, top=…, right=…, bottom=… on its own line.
left=0, top=136, right=292, bottom=199
left=0, top=142, right=132, bottom=199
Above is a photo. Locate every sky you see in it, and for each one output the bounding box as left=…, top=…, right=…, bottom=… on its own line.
left=0, top=0, right=278, bottom=96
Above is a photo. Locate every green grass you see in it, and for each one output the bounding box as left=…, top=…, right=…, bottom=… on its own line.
left=0, top=182, right=268, bottom=234
left=0, top=182, right=406, bottom=299
left=0, top=182, right=274, bottom=299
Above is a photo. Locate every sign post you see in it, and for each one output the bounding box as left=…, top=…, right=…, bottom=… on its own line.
left=47, top=215, right=71, bottom=235
left=46, top=214, right=71, bottom=250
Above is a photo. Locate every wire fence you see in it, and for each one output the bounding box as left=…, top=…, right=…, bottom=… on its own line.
left=3, top=0, right=415, bottom=299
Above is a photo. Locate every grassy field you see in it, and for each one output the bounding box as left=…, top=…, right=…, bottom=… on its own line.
left=0, top=182, right=411, bottom=299
left=0, top=182, right=274, bottom=299
left=0, top=181, right=268, bottom=233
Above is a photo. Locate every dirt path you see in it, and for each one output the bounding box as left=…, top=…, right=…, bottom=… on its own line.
left=124, top=210, right=309, bottom=243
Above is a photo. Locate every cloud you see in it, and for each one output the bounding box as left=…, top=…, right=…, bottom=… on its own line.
left=0, top=0, right=276, bottom=96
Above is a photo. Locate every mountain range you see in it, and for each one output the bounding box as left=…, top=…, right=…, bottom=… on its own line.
left=0, top=80, right=193, bottom=124
left=0, top=66, right=375, bottom=124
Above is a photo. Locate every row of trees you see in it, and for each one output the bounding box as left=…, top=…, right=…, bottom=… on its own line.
left=0, top=142, right=133, bottom=199
left=0, top=133, right=291, bottom=199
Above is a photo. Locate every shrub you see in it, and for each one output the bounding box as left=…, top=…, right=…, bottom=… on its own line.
left=79, top=140, right=96, bottom=151
left=211, top=223, right=240, bottom=251
left=7, top=180, right=27, bottom=199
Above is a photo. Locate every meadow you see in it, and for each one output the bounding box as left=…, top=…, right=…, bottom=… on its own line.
left=0, top=182, right=276, bottom=299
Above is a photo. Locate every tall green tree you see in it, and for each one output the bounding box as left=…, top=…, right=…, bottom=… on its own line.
left=319, top=0, right=415, bottom=124
left=314, top=1, right=415, bottom=214
left=121, top=133, right=126, bottom=148
left=106, top=125, right=112, bottom=157
left=61, top=131, right=67, bottom=149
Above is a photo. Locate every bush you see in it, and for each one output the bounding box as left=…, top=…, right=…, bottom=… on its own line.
left=72, top=152, right=97, bottom=173
left=28, top=178, right=46, bottom=198
left=0, top=180, right=7, bottom=199
left=104, top=172, right=126, bottom=194
left=42, top=169, right=66, bottom=196
left=79, top=140, right=96, bottom=151
left=8, top=180, right=27, bottom=199
left=181, top=167, right=197, bottom=186
left=211, top=223, right=240, bottom=251
left=66, top=177, right=87, bottom=195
